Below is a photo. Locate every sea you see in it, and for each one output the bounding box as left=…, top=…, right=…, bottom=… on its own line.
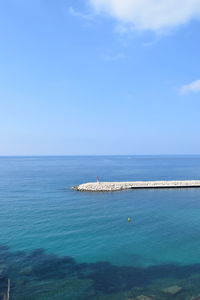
left=1, top=155, right=200, bottom=299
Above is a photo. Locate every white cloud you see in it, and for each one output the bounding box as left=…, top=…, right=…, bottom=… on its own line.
left=69, top=7, right=93, bottom=21
left=180, top=79, right=200, bottom=94
left=89, top=0, right=200, bottom=32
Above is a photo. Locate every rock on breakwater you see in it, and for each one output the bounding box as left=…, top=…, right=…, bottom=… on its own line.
left=74, top=180, right=200, bottom=192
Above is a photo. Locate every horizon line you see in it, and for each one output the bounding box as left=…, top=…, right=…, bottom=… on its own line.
left=1, top=154, right=200, bottom=157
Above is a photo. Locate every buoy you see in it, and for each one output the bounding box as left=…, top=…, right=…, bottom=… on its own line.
left=128, top=217, right=132, bottom=222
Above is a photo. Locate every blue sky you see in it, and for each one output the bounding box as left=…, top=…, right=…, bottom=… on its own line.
left=1, top=0, right=200, bottom=155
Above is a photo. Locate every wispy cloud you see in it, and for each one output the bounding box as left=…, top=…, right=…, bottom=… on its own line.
left=69, top=7, right=93, bottom=21
left=89, top=0, right=200, bottom=33
left=180, top=79, right=200, bottom=94
left=103, top=52, right=125, bottom=61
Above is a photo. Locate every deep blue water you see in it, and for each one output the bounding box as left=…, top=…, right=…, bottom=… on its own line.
left=1, top=156, right=200, bottom=299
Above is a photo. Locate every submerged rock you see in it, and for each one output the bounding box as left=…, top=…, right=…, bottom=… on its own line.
left=19, top=266, right=33, bottom=275
left=136, top=296, right=155, bottom=300
left=0, top=264, right=7, bottom=275
left=127, top=295, right=155, bottom=300
left=190, top=295, right=200, bottom=300
left=162, top=285, right=182, bottom=295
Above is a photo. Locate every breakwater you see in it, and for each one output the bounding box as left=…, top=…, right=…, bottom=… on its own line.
left=74, top=180, right=200, bottom=192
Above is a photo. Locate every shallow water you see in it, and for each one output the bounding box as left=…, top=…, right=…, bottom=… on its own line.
left=1, top=156, right=200, bottom=299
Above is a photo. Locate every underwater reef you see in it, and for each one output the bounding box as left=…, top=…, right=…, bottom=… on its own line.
left=1, top=245, right=200, bottom=299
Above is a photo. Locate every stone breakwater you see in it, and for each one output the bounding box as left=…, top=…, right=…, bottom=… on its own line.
left=74, top=180, right=200, bottom=192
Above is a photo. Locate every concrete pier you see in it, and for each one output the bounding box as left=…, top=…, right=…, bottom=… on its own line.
left=74, top=180, right=200, bottom=192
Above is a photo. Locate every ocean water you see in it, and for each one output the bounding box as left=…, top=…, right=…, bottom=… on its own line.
left=1, top=156, right=200, bottom=299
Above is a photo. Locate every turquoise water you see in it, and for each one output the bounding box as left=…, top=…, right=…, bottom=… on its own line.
left=1, top=156, right=200, bottom=299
